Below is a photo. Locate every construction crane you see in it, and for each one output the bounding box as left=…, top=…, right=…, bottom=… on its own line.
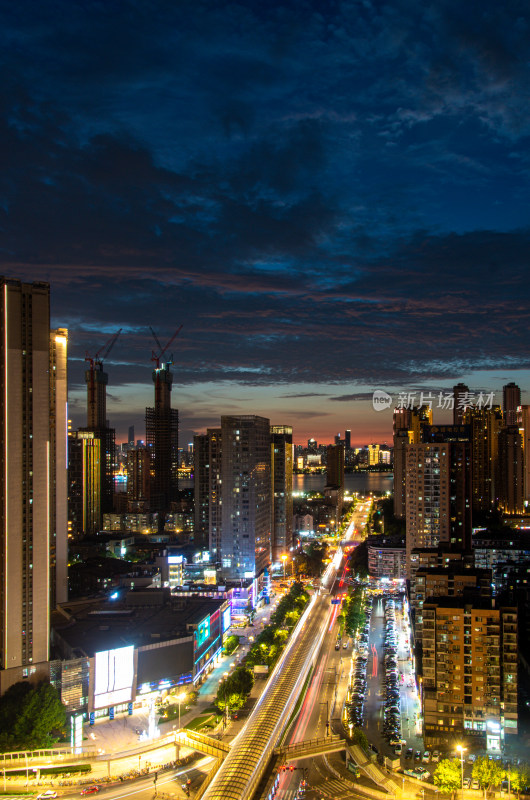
left=149, top=324, right=183, bottom=368
left=84, top=328, right=122, bottom=429
left=85, top=328, right=122, bottom=370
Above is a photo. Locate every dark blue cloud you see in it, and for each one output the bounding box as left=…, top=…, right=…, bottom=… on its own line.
left=0, top=0, right=529, bottom=440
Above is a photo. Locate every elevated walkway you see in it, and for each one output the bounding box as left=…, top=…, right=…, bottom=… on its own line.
left=274, top=736, right=399, bottom=795
left=347, top=743, right=400, bottom=795
left=0, top=729, right=229, bottom=774
left=275, top=734, right=345, bottom=761
left=174, top=730, right=230, bottom=760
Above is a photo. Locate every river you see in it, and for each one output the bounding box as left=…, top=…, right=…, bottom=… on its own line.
left=293, top=471, right=393, bottom=495
left=180, top=472, right=393, bottom=495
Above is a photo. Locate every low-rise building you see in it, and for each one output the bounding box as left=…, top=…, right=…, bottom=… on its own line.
left=51, top=590, right=230, bottom=720
left=367, top=535, right=406, bottom=579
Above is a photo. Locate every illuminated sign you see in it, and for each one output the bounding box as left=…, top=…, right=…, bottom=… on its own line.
left=196, top=617, right=210, bottom=648
left=222, top=607, right=231, bottom=632
left=168, top=555, right=183, bottom=564
left=70, top=714, right=84, bottom=754
left=94, top=645, right=134, bottom=709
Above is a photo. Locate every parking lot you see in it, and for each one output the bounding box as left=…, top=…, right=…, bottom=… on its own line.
left=359, top=588, right=424, bottom=765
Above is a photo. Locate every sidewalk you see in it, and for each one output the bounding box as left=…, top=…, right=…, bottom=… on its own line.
left=85, top=647, right=247, bottom=756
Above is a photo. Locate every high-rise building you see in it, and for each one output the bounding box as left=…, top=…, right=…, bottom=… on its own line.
left=220, top=416, right=271, bottom=579
left=519, top=405, right=530, bottom=502
left=68, top=430, right=102, bottom=537
left=405, top=429, right=473, bottom=578
left=49, top=329, right=68, bottom=608
left=126, top=445, right=150, bottom=509
left=128, top=425, right=135, bottom=448
left=193, top=433, right=210, bottom=546
left=393, top=406, right=431, bottom=520
left=325, top=443, right=345, bottom=518
left=207, top=428, right=222, bottom=566
left=503, top=382, right=521, bottom=427
left=84, top=359, right=116, bottom=513
left=270, top=426, right=293, bottom=562
left=192, top=427, right=223, bottom=562
left=497, top=426, right=524, bottom=514
left=393, top=407, right=412, bottom=520
left=326, top=443, right=344, bottom=488
left=344, top=430, right=351, bottom=450
left=465, top=406, right=503, bottom=513
left=422, top=597, right=518, bottom=748
left=421, top=425, right=472, bottom=551
left=145, top=362, right=178, bottom=523
left=405, top=443, right=451, bottom=575
left=367, top=443, right=379, bottom=465
left=69, top=355, right=116, bottom=537
left=453, top=383, right=470, bottom=424
left=0, top=279, right=68, bottom=693
left=412, top=563, right=490, bottom=640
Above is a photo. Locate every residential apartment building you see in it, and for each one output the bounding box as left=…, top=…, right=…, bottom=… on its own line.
left=270, top=426, right=293, bottom=562
left=422, top=597, right=518, bottom=750
left=220, top=415, right=271, bottom=579
left=367, top=536, right=406, bottom=579
left=0, top=279, right=68, bottom=693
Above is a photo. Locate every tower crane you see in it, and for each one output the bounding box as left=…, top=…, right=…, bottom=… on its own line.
left=149, top=324, right=183, bottom=368
left=85, top=328, right=122, bottom=370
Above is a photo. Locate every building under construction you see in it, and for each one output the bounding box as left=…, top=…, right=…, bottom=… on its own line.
left=145, top=328, right=181, bottom=524
left=145, top=366, right=178, bottom=517
left=68, top=333, right=119, bottom=538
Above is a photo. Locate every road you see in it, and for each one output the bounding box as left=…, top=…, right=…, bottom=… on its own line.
left=24, top=498, right=371, bottom=800
left=271, top=499, right=370, bottom=799
left=60, top=758, right=213, bottom=800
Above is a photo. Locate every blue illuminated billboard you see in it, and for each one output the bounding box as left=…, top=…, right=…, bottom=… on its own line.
left=222, top=607, right=231, bottom=633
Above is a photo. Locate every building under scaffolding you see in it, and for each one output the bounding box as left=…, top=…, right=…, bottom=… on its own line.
left=145, top=362, right=178, bottom=522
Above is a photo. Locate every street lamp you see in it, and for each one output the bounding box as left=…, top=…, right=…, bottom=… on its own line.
left=176, top=691, right=187, bottom=730
left=456, top=744, right=467, bottom=800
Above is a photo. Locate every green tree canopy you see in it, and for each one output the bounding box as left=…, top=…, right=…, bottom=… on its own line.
left=0, top=681, right=66, bottom=752
left=473, top=757, right=505, bottom=794
left=434, top=759, right=462, bottom=796
left=215, top=666, right=254, bottom=713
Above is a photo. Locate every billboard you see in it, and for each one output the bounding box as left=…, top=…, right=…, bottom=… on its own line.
left=222, top=606, right=231, bottom=633
left=94, top=645, right=134, bottom=709
left=196, top=617, right=210, bottom=648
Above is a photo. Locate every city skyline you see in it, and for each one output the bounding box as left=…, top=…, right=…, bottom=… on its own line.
left=2, top=1, right=529, bottom=445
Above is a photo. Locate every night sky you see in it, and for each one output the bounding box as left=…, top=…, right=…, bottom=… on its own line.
left=2, top=1, right=530, bottom=445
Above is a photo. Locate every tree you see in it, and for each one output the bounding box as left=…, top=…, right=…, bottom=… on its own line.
left=504, top=764, right=530, bottom=796
left=434, top=759, right=462, bottom=797
left=0, top=681, right=66, bottom=752
left=473, top=757, right=505, bottom=796
left=351, top=726, right=369, bottom=753
left=222, top=635, right=240, bottom=656
left=214, top=666, right=254, bottom=713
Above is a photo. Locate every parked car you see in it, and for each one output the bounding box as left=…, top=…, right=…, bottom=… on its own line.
left=472, top=780, right=480, bottom=790
left=415, top=768, right=431, bottom=781
left=81, top=788, right=100, bottom=796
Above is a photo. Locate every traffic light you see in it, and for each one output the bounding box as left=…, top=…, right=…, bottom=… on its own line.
left=289, top=765, right=295, bottom=772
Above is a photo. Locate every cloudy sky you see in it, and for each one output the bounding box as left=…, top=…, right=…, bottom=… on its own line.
left=2, top=0, right=529, bottom=445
